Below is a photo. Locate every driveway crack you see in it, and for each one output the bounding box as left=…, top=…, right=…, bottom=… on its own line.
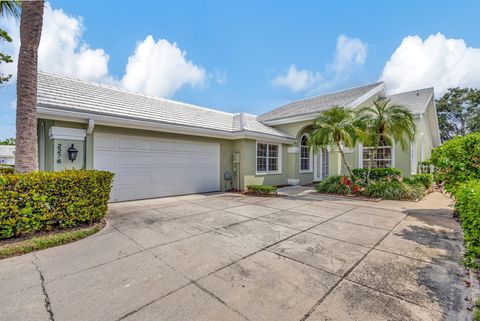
left=33, top=255, right=55, bottom=321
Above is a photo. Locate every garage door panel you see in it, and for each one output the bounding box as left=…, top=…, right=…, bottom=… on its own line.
left=94, top=134, right=220, bottom=202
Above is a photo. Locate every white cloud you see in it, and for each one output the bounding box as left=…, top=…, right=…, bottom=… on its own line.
left=380, top=33, right=480, bottom=95
left=331, top=34, right=367, bottom=74
left=0, top=3, right=209, bottom=97
left=121, top=36, right=206, bottom=97
left=0, top=3, right=110, bottom=82
left=272, top=35, right=367, bottom=92
left=272, top=65, right=322, bottom=92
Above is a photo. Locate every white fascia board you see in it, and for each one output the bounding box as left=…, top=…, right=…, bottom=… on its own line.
left=37, top=107, right=296, bottom=143
left=347, top=83, right=386, bottom=108
left=49, top=126, right=87, bottom=141
left=260, top=113, right=317, bottom=126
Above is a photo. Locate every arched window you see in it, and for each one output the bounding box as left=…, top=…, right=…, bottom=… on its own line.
left=300, top=134, right=311, bottom=172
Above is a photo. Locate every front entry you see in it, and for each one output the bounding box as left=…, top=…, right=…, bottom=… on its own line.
left=314, top=148, right=329, bottom=181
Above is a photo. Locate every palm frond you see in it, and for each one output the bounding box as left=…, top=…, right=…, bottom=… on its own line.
left=0, top=0, right=21, bottom=19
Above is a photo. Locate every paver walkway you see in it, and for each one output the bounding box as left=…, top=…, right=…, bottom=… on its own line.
left=0, top=191, right=471, bottom=321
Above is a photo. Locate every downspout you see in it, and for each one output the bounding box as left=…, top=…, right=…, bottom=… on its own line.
left=85, top=119, right=95, bottom=169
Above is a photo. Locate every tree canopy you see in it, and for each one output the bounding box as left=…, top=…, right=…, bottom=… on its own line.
left=436, top=88, right=480, bottom=142
left=0, top=137, right=15, bottom=145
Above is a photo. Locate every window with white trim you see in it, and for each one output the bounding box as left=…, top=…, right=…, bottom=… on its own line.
left=300, top=134, right=311, bottom=172
left=362, top=141, right=392, bottom=168
left=256, top=142, right=279, bottom=173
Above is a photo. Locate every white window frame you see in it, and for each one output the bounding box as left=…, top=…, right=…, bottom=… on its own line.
left=299, top=134, right=313, bottom=173
left=256, top=141, right=282, bottom=175
left=361, top=143, right=395, bottom=169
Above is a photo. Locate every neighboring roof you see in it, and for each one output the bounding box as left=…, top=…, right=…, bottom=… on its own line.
left=0, top=145, right=15, bottom=157
left=37, top=72, right=294, bottom=141
left=387, top=87, right=434, bottom=115
left=258, top=82, right=385, bottom=122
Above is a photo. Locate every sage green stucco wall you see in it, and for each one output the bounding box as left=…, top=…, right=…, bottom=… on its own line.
left=38, top=120, right=236, bottom=191
left=232, top=139, right=289, bottom=189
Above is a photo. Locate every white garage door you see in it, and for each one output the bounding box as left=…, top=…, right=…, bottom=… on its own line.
left=94, top=133, right=220, bottom=202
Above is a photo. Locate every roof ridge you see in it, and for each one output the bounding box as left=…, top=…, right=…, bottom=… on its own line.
left=37, top=71, right=236, bottom=117
left=388, top=87, right=434, bottom=97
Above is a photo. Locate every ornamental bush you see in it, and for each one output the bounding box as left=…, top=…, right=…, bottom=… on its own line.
left=352, top=168, right=403, bottom=181
left=454, top=180, right=480, bottom=268
left=0, top=170, right=113, bottom=239
left=431, top=133, right=480, bottom=192
left=364, top=180, right=425, bottom=200
left=316, top=176, right=351, bottom=194
left=246, top=184, right=277, bottom=195
left=411, top=174, right=433, bottom=189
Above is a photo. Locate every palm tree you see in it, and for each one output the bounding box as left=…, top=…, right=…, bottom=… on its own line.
left=0, top=1, right=21, bottom=18
left=15, top=0, right=45, bottom=173
left=308, top=106, right=360, bottom=177
left=356, top=97, right=415, bottom=182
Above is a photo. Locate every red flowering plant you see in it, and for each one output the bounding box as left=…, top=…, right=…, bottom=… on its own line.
left=339, top=176, right=364, bottom=194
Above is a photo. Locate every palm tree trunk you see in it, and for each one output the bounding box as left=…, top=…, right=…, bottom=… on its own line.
left=366, top=136, right=381, bottom=184
left=336, top=142, right=354, bottom=177
left=15, top=1, right=44, bottom=173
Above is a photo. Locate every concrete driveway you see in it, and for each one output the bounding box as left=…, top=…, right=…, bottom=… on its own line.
left=0, top=192, right=471, bottom=321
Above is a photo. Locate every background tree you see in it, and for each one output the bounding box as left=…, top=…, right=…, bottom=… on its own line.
left=0, top=137, right=15, bottom=145
left=0, top=0, right=21, bottom=85
left=308, top=106, right=359, bottom=177
left=15, top=0, right=44, bottom=173
left=436, top=87, right=480, bottom=142
left=356, top=98, right=415, bottom=182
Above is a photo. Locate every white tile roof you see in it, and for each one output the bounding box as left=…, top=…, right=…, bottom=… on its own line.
left=387, top=87, right=434, bottom=115
left=258, top=82, right=384, bottom=122
left=37, top=72, right=293, bottom=140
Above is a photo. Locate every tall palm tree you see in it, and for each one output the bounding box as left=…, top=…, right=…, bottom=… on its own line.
left=356, top=97, right=416, bottom=182
left=308, top=106, right=360, bottom=177
left=15, top=0, right=44, bottom=173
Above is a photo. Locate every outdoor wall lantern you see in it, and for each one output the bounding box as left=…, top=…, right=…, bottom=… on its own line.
left=67, top=144, right=78, bottom=162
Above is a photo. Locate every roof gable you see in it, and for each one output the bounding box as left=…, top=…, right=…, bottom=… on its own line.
left=258, top=82, right=385, bottom=123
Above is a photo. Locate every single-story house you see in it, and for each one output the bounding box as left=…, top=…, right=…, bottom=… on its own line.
left=36, top=72, right=440, bottom=201
left=0, top=145, right=15, bottom=166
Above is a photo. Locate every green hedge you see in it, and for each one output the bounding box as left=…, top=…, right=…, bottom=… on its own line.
left=352, top=168, right=403, bottom=181
left=0, top=167, right=14, bottom=175
left=0, top=170, right=113, bottom=239
left=454, top=180, right=480, bottom=268
left=431, top=133, right=480, bottom=192
left=246, top=185, right=277, bottom=195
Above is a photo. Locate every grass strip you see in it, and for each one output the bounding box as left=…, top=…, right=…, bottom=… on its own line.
left=0, top=221, right=104, bottom=259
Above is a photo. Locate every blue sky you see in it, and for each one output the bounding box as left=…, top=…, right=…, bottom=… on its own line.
left=1, top=0, right=480, bottom=140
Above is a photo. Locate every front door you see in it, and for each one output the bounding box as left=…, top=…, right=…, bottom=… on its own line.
left=314, top=148, right=329, bottom=181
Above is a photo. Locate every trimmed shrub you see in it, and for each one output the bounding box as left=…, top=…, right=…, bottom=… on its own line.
left=454, top=180, right=480, bottom=268
left=352, top=168, right=403, bottom=181
left=0, top=167, right=14, bottom=175
left=0, top=170, right=113, bottom=239
left=431, top=133, right=480, bottom=192
left=364, top=180, right=425, bottom=200
left=316, top=176, right=352, bottom=195
left=411, top=174, right=433, bottom=189
left=246, top=184, right=277, bottom=195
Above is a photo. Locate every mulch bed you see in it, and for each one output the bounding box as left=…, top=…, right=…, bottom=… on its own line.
left=309, top=191, right=383, bottom=202
left=230, top=191, right=288, bottom=198
left=0, top=219, right=106, bottom=247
